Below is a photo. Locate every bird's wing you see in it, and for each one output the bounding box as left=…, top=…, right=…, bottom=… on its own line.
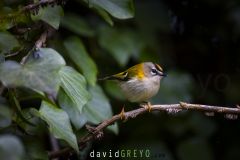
left=100, top=71, right=130, bottom=81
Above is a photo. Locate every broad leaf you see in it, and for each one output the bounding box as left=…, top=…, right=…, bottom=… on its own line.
left=83, top=85, right=118, bottom=134
left=58, top=89, right=88, bottom=130
left=94, top=7, right=114, bottom=26
left=64, top=37, right=97, bottom=86
left=0, top=135, right=25, bottom=160
left=0, top=48, right=66, bottom=97
left=31, top=5, right=64, bottom=29
left=85, top=0, right=135, bottom=19
left=0, top=31, right=20, bottom=55
left=59, top=66, right=91, bottom=113
left=0, top=8, right=30, bottom=30
left=58, top=66, right=90, bottom=129
left=9, top=90, right=36, bottom=127
left=61, top=13, right=95, bottom=37
left=38, top=101, right=79, bottom=152
left=98, top=26, right=144, bottom=66
left=16, top=108, right=46, bottom=135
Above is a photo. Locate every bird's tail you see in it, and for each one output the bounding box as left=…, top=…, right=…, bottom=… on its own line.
left=98, top=76, right=114, bottom=81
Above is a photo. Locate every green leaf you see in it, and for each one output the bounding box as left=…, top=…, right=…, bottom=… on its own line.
left=83, top=85, right=118, bottom=134
left=31, top=5, right=64, bottom=29
left=61, top=13, right=95, bottom=37
left=15, top=88, right=53, bottom=104
left=98, top=26, right=144, bottom=66
left=86, top=0, right=135, bottom=19
left=0, top=97, right=11, bottom=128
left=59, top=66, right=91, bottom=113
left=0, top=8, right=30, bottom=30
left=94, top=7, right=114, bottom=26
left=58, top=66, right=91, bottom=129
left=0, top=48, right=66, bottom=97
left=0, top=135, right=25, bottom=160
left=0, top=31, right=20, bottom=55
left=38, top=101, right=79, bottom=152
left=16, top=108, right=46, bottom=135
left=0, top=12, right=14, bottom=30
left=64, top=37, right=97, bottom=86
left=9, top=90, right=35, bottom=126
left=58, top=89, right=88, bottom=130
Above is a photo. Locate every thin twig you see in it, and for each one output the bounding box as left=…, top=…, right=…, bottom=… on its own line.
left=35, top=29, right=49, bottom=49
left=20, top=26, right=53, bottom=65
left=4, top=46, right=24, bottom=58
left=4, top=51, right=21, bottom=58
left=48, top=102, right=240, bottom=159
left=49, top=134, right=60, bottom=160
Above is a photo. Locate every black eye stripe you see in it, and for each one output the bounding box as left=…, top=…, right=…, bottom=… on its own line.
left=151, top=68, right=158, bottom=74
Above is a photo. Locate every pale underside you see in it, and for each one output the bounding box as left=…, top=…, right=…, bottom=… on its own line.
left=118, top=76, right=161, bottom=102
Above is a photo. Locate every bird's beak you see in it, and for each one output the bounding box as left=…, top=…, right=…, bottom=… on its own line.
left=158, top=72, right=167, bottom=77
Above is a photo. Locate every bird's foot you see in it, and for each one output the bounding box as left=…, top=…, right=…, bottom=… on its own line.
left=141, top=102, right=152, bottom=112
left=119, top=107, right=126, bottom=120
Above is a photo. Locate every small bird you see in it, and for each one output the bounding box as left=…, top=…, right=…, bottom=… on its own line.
left=101, top=62, right=167, bottom=118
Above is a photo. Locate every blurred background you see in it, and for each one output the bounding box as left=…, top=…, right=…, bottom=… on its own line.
left=68, top=0, right=240, bottom=160
left=1, top=0, right=240, bottom=159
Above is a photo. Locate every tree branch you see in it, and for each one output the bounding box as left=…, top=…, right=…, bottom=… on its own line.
left=48, top=102, right=240, bottom=159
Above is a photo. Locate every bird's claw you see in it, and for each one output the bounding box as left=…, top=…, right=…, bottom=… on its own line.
left=141, top=102, right=152, bottom=112
left=119, top=107, right=126, bottom=120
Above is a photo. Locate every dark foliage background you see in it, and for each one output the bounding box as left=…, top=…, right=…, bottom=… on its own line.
left=0, top=0, right=240, bottom=160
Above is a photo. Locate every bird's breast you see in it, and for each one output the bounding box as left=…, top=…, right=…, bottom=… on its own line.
left=119, top=77, right=160, bottom=102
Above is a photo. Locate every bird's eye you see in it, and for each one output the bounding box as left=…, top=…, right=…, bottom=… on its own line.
left=151, top=68, right=157, bottom=75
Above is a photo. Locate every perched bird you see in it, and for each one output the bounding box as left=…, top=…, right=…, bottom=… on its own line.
left=101, top=62, right=167, bottom=118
